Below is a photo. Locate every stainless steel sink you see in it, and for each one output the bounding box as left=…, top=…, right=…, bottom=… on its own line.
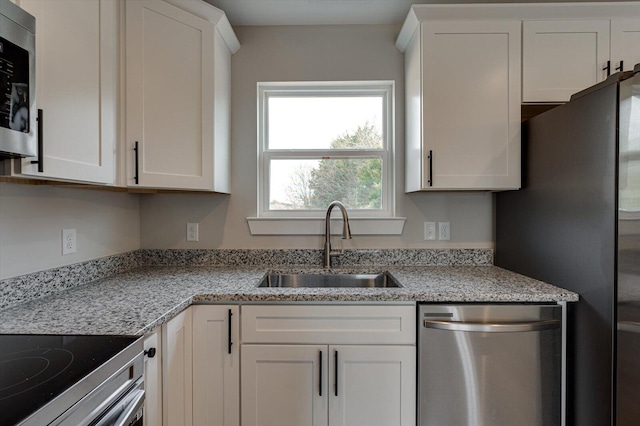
left=257, top=272, right=401, bottom=288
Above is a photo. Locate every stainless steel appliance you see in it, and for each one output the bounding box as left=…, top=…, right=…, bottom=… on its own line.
left=0, top=0, right=37, bottom=159
left=496, top=66, right=640, bottom=425
left=418, top=304, right=562, bottom=426
left=0, top=335, right=144, bottom=426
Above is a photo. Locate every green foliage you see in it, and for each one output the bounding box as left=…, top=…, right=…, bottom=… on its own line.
left=302, top=124, right=382, bottom=209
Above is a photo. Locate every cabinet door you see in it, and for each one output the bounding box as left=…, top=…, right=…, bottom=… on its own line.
left=611, top=19, right=640, bottom=73
left=421, top=21, right=521, bottom=190
left=241, top=345, right=328, bottom=426
left=144, top=328, right=162, bottom=426
left=523, top=20, right=610, bottom=102
left=16, top=0, right=116, bottom=183
left=162, top=308, right=193, bottom=426
left=192, top=305, right=240, bottom=426
left=126, top=0, right=214, bottom=190
left=329, top=345, right=416, bottom=426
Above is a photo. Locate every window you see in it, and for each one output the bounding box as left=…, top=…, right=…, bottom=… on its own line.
left=257, top=81, right=394, bottom=218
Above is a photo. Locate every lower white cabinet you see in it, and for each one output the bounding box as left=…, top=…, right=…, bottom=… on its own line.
left=240, top=304, right=416, bottom=426
left=163, top=307, right=193, bottom=426
left=192, top=305, right=240, bottom=426
left=143, top=328, right=162, bottom=426
left=241, top=344, right=416, bottom=426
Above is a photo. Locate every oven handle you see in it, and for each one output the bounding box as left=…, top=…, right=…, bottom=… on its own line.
left=93, top=388, right=145, bottom=426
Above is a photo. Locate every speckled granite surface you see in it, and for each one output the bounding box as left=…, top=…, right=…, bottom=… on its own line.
left=0, top=265, right=577, bottom=336
left=0, top=248, right=493, bottom=310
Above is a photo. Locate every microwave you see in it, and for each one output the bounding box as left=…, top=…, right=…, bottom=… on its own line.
left=0, top=0, right=36, bottom=159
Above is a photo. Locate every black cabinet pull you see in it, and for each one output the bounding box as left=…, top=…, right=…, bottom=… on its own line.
left=603, top=60, right=611, bottom=77
left=616, top=60, right=624, bottom=72
left=334, top=350, right=338, bottom=396
left=319, top=350, right=323, bottom=396
left=428, top=150, right=433, bottom=187
left=144, top=347, right=156, bottom=358
left=228, top=309, right=233, bottom=354
left=30, top=109, right=43, bottom=172
left=134, top=141, right=139, bottom=184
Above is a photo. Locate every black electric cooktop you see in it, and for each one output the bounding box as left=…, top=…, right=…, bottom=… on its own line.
left=0, top=335, right=138, bottom=426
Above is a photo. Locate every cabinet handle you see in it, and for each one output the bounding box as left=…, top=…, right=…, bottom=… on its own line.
left=428, top=150, right=433, bottom=187
left=603, top=60, right=611, bottom=77
left=334, top=350, right=338, bottom=396
left=616, top=60, right=624, bottom=72
left=144, top=347, right=156, bottom=358
left=319, top=350, right=323, bottom=396
left=228, top=309, right=233, bottom=354
left=133, top=141, right=139, bottom=184
left=30, top=109, right=43, bottom=172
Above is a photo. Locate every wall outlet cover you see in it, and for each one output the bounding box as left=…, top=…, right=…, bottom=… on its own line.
left=438, top=222, right=450, bottom=241
left=62, top=228, right=77, bottom=255
left=424, top=222, right=436, bottom=240
left=187, top=223, right=199, bottom=242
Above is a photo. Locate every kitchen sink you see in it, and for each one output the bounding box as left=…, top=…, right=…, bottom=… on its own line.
left=257, top=272, right=401, bottom=288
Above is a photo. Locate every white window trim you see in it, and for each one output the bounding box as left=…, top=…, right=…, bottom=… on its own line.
left=256, top=81, right=396, bottom=220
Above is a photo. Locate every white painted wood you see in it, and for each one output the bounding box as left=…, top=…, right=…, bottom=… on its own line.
left=418, top=21, right=521, bottom=190
left=523, top=20, right=611, bottom=102
left=611, top=19, right=640, bottom=73
left=404, top=28, right=423, bottom=193
left=125, top=0, right=215, bottom=190
left=144, top=328, right=163, bottom=426
left=241, top=344, right=328, bottom=426
left=15, top=0, right=116, bottom=184
left=162, top=307, right=193, bottom=426
left=241, top=305, right=416, bottom=345
left=192, top=305, right=240, bottom=426
left=213, top=30, right=231, bottom=193
left=329, top=345, right=416, bottom=426
left=246, top=217, right=406, bottom=236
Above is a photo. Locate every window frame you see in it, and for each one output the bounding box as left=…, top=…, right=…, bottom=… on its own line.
left=257, top=81, right=395, bottom=218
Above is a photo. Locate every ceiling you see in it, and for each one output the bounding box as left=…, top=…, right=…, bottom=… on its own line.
left=204, top=0, right=626, bottom=25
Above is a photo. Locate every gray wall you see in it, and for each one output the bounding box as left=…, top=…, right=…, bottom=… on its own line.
left=0, top=183, right=140, bottom=279
left=140, top=25, right=493, bottom=250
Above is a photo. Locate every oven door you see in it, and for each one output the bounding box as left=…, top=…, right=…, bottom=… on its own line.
left=0, top=1, right=36, bottom=158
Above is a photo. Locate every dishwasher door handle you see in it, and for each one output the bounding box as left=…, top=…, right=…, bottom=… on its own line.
left=423, top=318, right=560, bottom=333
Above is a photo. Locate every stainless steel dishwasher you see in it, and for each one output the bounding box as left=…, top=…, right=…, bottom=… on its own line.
left=418, top=304, right=562, bottom=426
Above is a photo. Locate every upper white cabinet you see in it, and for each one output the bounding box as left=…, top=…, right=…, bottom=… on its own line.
left=13, top=0, right=117, bottom=184
left=124, top=0, right=237, bottom=191
left=403, top=20, right=522, bottom=191
left=611, top=19, right=640, bottom=74
left=523, top=20, right=611, bottom=102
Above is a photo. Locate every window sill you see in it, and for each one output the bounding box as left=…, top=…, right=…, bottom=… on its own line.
left=246, top=217, right=406, bottom=236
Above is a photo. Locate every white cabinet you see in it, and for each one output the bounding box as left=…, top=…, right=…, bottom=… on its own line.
left=241, top=345, right=328, bottom=426
left=240, top=304, right=416, bottom=426
left=611, top=19, right=640, bottom=74
left=143, top=328, right=163, bottom=426
left=124, top=0, right=235, bottom=191
left=13, top=0, right=117, bottom=184
left=192, top=305, right=240, bottom=426
left=162, top=307, right=193, bottom=426
left=523, top=18, right=640, bottom=103
left=523, top=20, right=611, bottom=102
left=404, top=21, right=521, bottom=191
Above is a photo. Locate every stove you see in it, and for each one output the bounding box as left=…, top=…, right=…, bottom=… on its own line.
left=0, top=335, right=143, bottom=426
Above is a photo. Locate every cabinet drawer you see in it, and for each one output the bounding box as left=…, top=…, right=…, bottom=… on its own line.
left=241, top=305, right=416, bottom=345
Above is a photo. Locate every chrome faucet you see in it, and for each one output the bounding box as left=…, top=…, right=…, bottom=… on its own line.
left=323, top=201, right=352, bottom=268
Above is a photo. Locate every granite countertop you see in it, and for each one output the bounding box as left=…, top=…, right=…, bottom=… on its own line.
left=0, top=265, right=578, bottom=336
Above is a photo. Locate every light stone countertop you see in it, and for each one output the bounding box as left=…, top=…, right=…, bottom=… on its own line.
left=0, top=265, right=578, bottom=336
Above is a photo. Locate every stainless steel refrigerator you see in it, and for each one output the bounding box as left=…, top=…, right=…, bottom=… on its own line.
left=496, top=67, right=640, bottom=426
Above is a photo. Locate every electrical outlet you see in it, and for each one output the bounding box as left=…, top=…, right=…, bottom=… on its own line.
left=424, top=222, right=436, bottom=240
left=62, top=228, right=77, bottom=255
left=438, top=222, right=450, bottom=241
left=187, top=223, right=199, bottom=242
